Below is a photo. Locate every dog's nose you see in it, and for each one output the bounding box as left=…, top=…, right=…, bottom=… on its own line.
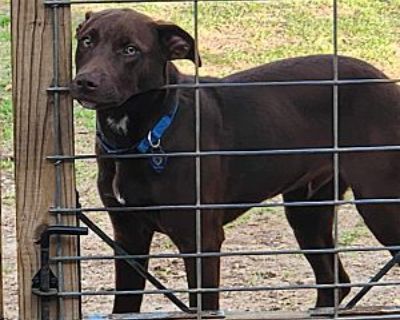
left=73, top=73, right=100, bottom=92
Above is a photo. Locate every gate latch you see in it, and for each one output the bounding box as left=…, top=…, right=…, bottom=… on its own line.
left=32, top=225, right=88, bottom=297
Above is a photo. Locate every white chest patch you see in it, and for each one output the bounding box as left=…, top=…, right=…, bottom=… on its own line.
left=112, top=181, right=126, bottom=205
left=107, top=115, right=129, bottom=135
left=114, top=189, right=126, bottom=205
left=112, top=164, right=127, bottom=206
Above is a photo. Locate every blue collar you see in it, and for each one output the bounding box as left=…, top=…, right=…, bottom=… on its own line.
left=136, top=101, right=179, bottom=153
left=96, top=100, right=179, bottom=173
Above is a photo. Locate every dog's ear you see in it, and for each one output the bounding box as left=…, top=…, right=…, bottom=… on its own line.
left=76, top=11, right=93, bottom=36
left=156, top=22, right=202, bottom=67
left=85, top=11, right=93, bottom=21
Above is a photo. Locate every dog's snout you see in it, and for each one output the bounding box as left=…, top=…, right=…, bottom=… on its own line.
left=74, top=73, right=100, bottom=92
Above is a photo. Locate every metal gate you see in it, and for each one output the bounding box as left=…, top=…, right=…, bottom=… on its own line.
left=16, top=0, right=400, bottom=319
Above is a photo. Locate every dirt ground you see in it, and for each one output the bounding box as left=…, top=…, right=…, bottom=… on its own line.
left=79, top=200, right=400, bottom=316
left=2, top=155, right=400, bottom=319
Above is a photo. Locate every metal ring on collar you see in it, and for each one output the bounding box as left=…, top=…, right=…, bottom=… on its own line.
left=147, top=131, right=161, bottom=149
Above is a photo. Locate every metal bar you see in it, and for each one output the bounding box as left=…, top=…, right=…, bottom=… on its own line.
left=55, top=280, right=400, bottom=296
left=45, top=78, right=400, bottom=93
left=46, top=144, right=400, bottom=161
left=77, top=212, right=193, bottom=313
left=50, top=4, right=66, bottom=320
left=83, top=310, right=224, bottom=320
left=193, top=0, right=203, bottom=318
left=80, top=310, right=400, bottom=320
left=75, top=215, right=83, bottom=319
left=331, top=0, right=340, bottom=317
left=312, top=309, right=400, bottom=320
left=41, top=0, right=340, bottom=5
left=345, top=251, right=400, bottom=309
left=49, top=198, right=400, bottom=214
left=77, top=312, right=400, bottom=320
left=336, top=315, right=400, bottom=320
left=50, top=245, right=400, bottom=261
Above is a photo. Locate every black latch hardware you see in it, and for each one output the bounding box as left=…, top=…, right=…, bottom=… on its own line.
left=32, top=225, right=88, bottom=297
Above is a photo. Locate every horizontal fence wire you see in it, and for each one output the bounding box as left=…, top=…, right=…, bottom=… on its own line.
left=56, top=280, right=400, bottom=296
left=335, top=315, right=400, bottom=320
left=49, top=198, right=400, bottom=214
left=46, top=78, right=400, bottom=93
left=49, top=245, right=400, bottom=262
left=47, top=145, right=400, bottom=161
left=44, top=0, right=330, bottom=4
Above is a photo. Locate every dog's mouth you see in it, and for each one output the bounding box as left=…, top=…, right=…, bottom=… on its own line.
left=75, top=95, right=125, bottom=110
left=77, top=98, right=128, bottom=111
left=78, top=99, right=98, bottom=110
left=70, top=84, right=124, bottom=111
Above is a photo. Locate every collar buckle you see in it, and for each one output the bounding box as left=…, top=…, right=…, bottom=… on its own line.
left=147, top=131, right=161, bottom=149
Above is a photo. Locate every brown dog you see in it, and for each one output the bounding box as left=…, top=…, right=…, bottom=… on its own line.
left=70, top=8, right=400, bottom=314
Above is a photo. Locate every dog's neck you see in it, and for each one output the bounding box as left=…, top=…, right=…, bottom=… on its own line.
left=96, top=63, right=180, bottom=150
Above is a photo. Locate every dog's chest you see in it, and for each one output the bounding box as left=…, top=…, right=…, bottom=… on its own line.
left=106, top=115, right=129, bottom=136
left=111, top=156, right=196, bottom=207
left=112, top=160, right=154, bottom=206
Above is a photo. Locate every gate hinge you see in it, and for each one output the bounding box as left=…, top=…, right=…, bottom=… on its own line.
left=32, top=225, right=88, bottom=297
left=32, top=268, right=58, bottom=297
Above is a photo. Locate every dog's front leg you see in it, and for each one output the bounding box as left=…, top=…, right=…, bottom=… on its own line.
left=171, top=215, right=225, bottom=311
left=183, top=253, right=221, bottom=310
left=97, top=155, right=154, bottom=313
left=109, top=213, right=154, bottom=313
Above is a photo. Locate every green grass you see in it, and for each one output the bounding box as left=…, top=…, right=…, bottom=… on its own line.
left=226, top=206, right=280, bottom=230
left=0, top=4, right=11, bottom=153
left=339, top=221, right=370, bottom=246
left=1, top=0, right=400, bottom=149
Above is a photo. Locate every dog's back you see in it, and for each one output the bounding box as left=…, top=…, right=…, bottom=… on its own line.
left=212, top=55, right=400, bottom=150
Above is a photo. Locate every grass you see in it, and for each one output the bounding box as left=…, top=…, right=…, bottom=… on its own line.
left=71, top=1, right=400, bottom=76
left=226, top=206, right=280, bottom=230
left=339, top=221, right=370, bottom=246
left=1, top=0, right=400, bottom=192
left=0, top=3, right=11, bottom=154
left=1, top=0, right=400, bottom=149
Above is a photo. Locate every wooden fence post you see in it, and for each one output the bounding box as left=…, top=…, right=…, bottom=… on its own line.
left=12, top=1, right=80, bottom=319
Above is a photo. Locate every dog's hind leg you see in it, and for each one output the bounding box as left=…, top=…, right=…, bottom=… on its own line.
left=355, top=202, right=400, bottom=259
left=346, top=176, right=400, bottom=255
left=354, top=202, right=400, bottom=264
left=283, top=177, right=351, bottom=308
left=344, top=154, right=400, bottom=260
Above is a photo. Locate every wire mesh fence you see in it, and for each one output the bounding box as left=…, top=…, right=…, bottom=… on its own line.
left=38, top=0, right=400, bottom=319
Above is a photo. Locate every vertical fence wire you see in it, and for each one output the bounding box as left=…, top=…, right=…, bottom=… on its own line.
left=332, top=0, right=340, bottom=318
left=193, top=0, right=203, bottom=318
left=51, top=5, right=66, bottom=319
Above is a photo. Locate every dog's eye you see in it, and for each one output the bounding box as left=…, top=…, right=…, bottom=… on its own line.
left=81, top=36, right=92, bottom=48
left=123, top=45, right=138, bottom=56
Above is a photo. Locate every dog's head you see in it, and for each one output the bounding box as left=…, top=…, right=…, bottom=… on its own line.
left=70, top=9, right=200, bottom=110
